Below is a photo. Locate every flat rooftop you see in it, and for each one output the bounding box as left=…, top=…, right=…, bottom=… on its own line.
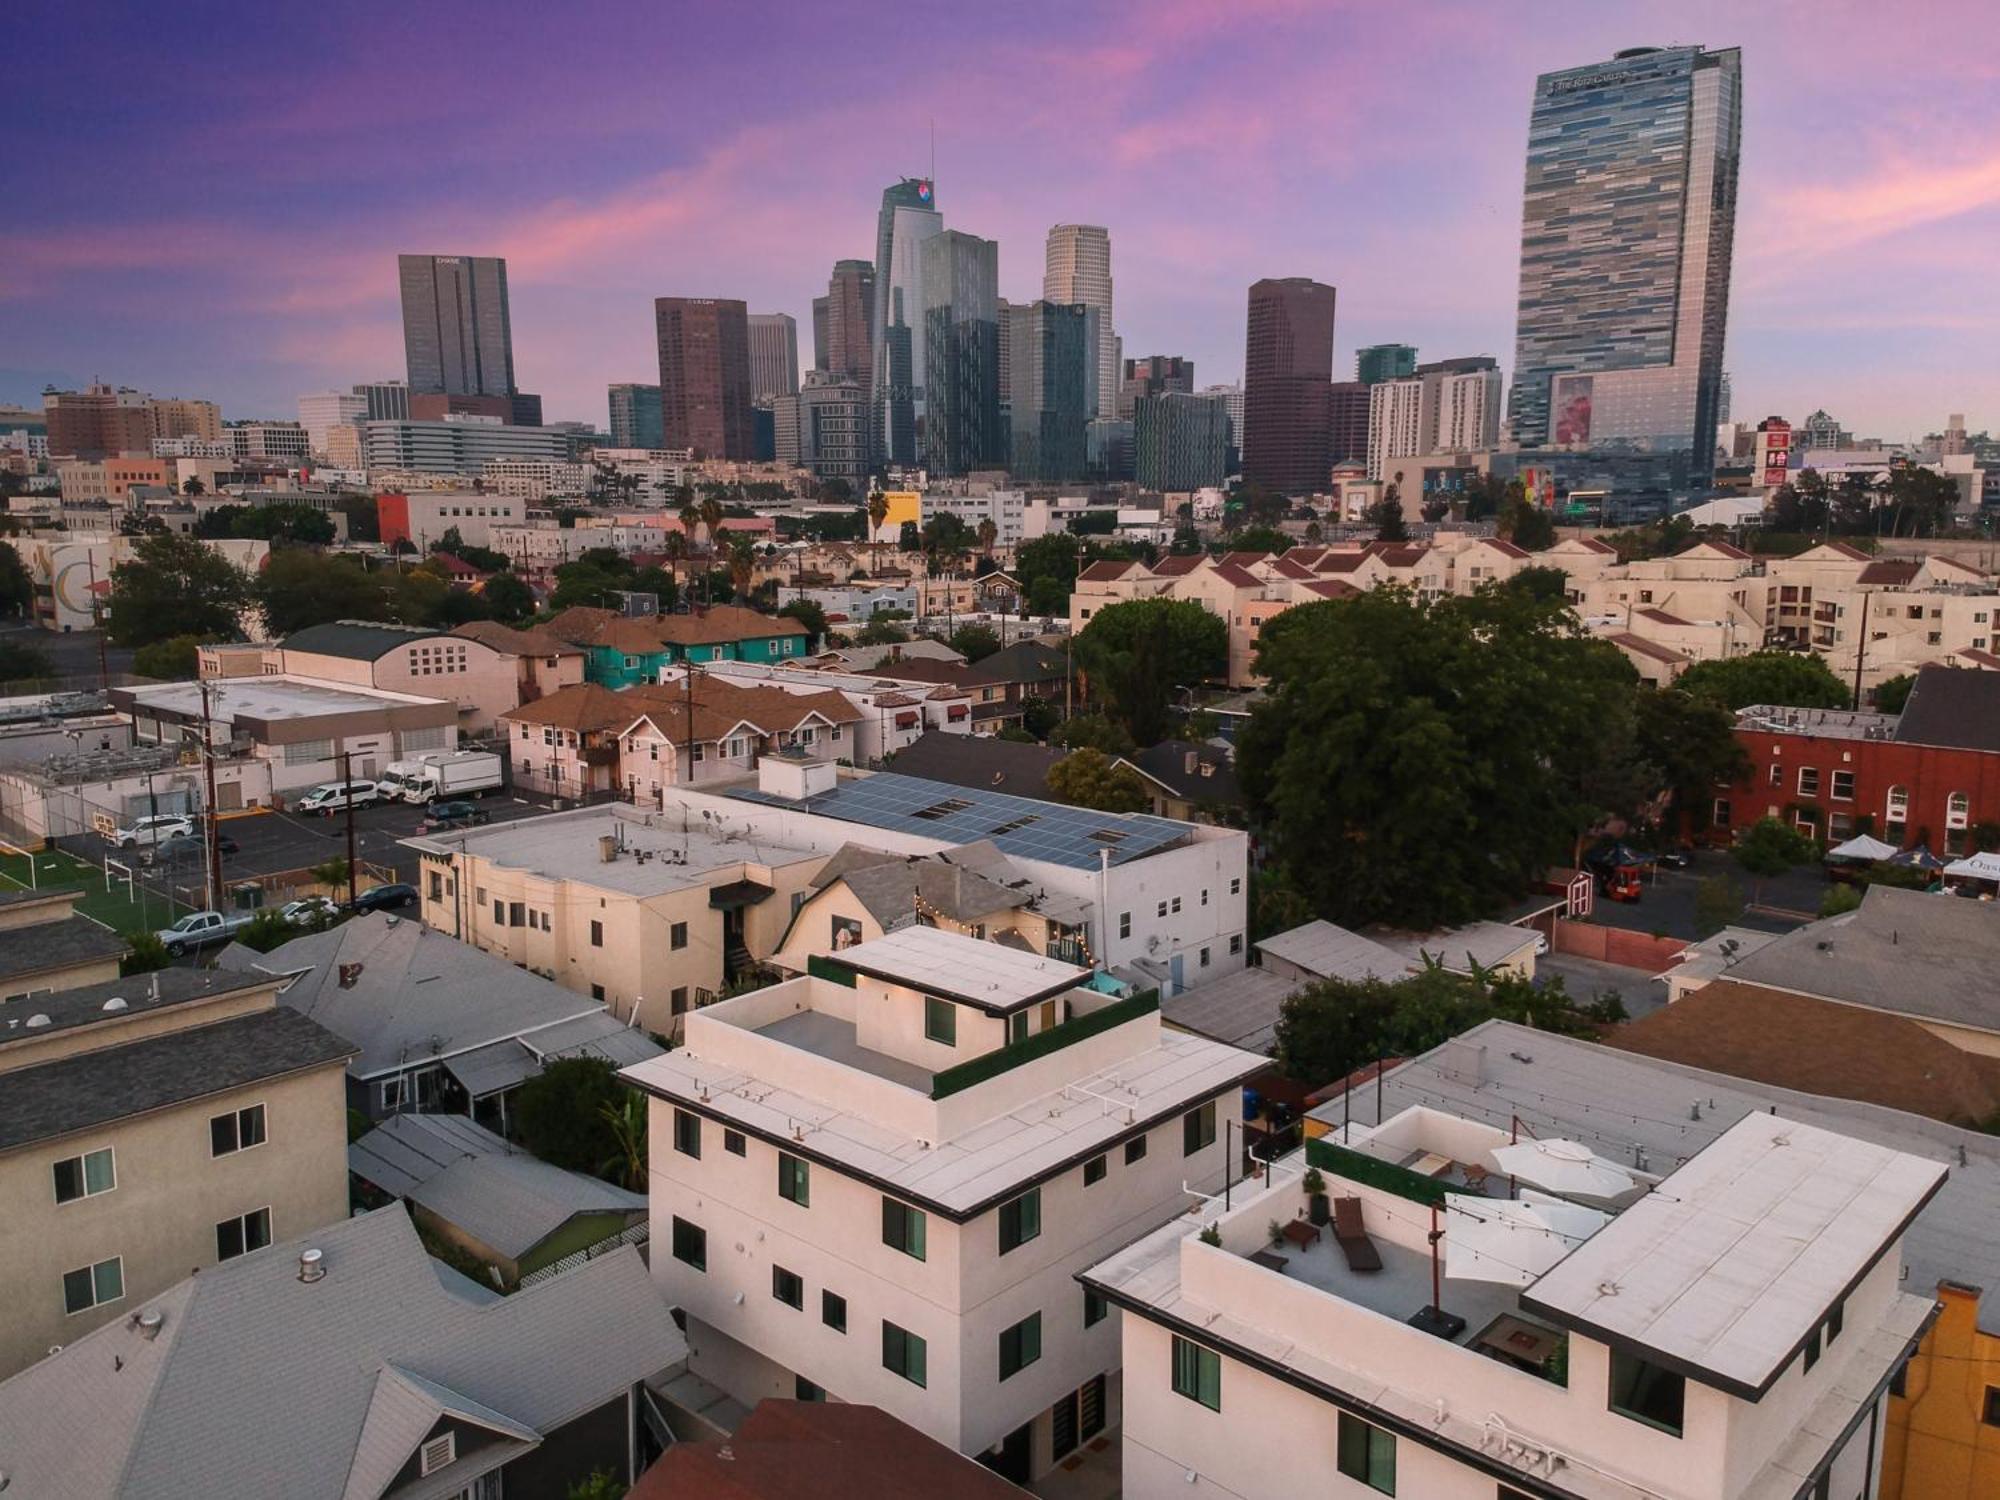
left=1523, top=1111, right=1946, bottom=1397
left=757, top=1010, right=932, bottom=1091
left=622, top=1019, right=1262, bottom=1220
left=407, top=804, right=821, bottom=896
left=832, top=925, right=1089, bottom=1013
left=729, top=769, right=1196, bottom=870
left=124, top=675, right=448, bottom=724
left=1735, top=704, right=1898, bottom=742
left=0, top=968, right=275, bottom=1049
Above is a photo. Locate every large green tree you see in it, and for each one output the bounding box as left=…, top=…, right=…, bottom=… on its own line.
left=480, top=572, right=537, bottom=625
left=1239, top=585, right=1641, bottom=927
left=1676, top=650, right=1851, bottom=710
left=0, top=543, right=35, bottom=618
left=256, top=550, right=388, bottom=637
left=1634, top=687, right=1751, bottom=833
left=193, top=503, right=336, bottom=546
left=104, top=532, right=252, bottom=646
left=777, top=598, right=829, bottom=650
left=132, top=634, right=209, bottom=680
left=1014, top=533, right=1082, bottom=616
left=513, top=1057, right=626, bottom=1177
left=1072, top=597, right=1227, bottom=746
left=1046, top=748, right=1150, bottom=813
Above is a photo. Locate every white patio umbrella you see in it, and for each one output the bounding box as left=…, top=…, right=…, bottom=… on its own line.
left=1444, top=1194, right=1611, bottom=1287
left=1489, top=1137, right=1635, bottom=1200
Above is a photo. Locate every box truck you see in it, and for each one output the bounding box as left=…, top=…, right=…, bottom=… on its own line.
left=381, top=749, right=503, bottom=804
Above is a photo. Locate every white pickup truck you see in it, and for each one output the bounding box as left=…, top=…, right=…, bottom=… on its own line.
left=154, top=909, right=256, bottom=958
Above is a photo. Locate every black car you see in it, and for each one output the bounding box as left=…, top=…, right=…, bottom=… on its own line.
left=350, top=883, right=419, bottom=913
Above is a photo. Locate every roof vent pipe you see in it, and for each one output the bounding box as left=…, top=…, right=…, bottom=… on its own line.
left=298, top=1248, right=326, bottom=1283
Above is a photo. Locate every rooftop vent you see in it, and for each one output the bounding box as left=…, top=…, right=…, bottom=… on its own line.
left=102, top=996, right=128, bottom=1011
left=338, top=963, right=364, bottom=989
left=24, top=1014, right=50, bottom=1029
left=131, top=1311, right=163, bottom=1340
left=298, top=1248, right=326, bottom=1283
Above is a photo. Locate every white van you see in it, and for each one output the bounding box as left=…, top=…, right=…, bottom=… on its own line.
left=296, top=779, right=379, bottom=816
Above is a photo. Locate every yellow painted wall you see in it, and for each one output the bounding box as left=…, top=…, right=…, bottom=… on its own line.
left=1881, top=1283, right=2000, bottom=1500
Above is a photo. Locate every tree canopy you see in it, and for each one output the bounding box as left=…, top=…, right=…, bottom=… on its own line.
left=1014, top=533, right=1081, bottom=616
left=1871, top=672, right=1915, bottom=714
left=1046, top=748, right=1150, bottom=813
left=192, top=503, right=335, bottom=546
left=1239, top=585, right=1642, bottom=927
left=777, top=598, right=830, bottom=650
left=0, top=543, right=33, bottom=618
left=1072, top=597, right=1227, bottom=746
left=948, top=623, right=1001, bottom=662
left=1048, top=711, right=1133, bottom=755
left=104, top=532, right=252, bottom=646
left=1676, top=650, right=1851, bottom=710
left=479, top=572, right=537, bottom=625
left=255, top=550, right=387, bottom=637
left=513, top=1057, right=626, bottom=1177
left=133, top=634, right=210, bottom=680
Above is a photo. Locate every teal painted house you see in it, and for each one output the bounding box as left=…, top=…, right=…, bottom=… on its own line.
left=549, top=604, right=811, bottom=688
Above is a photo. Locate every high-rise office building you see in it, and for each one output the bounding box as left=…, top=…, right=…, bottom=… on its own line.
left=43, top=386, right=154, bottom=459
left=1242, top=277, right=1336, bottom=495
left=608, top=383, right=666, bottom=450
left=353, top=380, right=409, bottom=423
left=1327, top=381, right=1370, bottom=465
left=654, top=298, right=753, bottom=459
left=1201, top=383, right=1245, bottom=473
left=1134, top=392, right=1228, bottom=492
left=398, top=254, right=517, bottom=399
left=1006, top=300, right=1090, bottom=483
left=871, top=178, right=941, bottom=468
left=1119, top=356, right=1195, bottom=421
left=1355, top=343, right=1417, bottom=385
left=1366, top=356, right=1503, bottom=479
left=798, top=372, right=870, bottom=492
left=823, top=261, right=875, bottom=386
left=919, top=231, right=1001, bottom=476
left=811, top=297, right=830, bottom=372
left=1505, top=44, right=1741, bottom=498
left=147, top=398, right=222, bottom=444
left=747, top=313, right=800, bottom=402
left=297, top=392, right=368, bottom=455
left=1043, top=225, right=1117, bottom=421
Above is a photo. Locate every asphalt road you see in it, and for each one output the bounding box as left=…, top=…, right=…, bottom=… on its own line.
left=1580, top=848, right=1827, bottom=941
left=0, top=622, right=135, bottom=686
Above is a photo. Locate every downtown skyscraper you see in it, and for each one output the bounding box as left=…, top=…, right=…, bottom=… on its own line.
left=1505, top=44, right=1741, bottom=498
left=871, top=177, right=941, bottom=468
left=920, top=230, right=1001, bottom=476
left=746, top=313, right=800, bottom=402
left=1006, top=300, right=1091, bottom=482
left=1241, top=277, right=1336, bottom=495
left=397, top=254, right=516, bottom=399
left=654, top=298, right=753, bottom=459
left=1043, top=225, right=1117, bottom=421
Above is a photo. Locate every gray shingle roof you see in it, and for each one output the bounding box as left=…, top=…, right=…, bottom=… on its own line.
left=0, top=1206, right=687, bottom=1499
left=350, top=1113, right=644, bottom=1260
left=886, top=731, right=1064, bottom=798
left=0, top=967, right=274, bottom=1050
left=1160, top=965, right=1299, bottom=1055
left=442, top=1012, right=664, bottom=1099
left=1893, top=662, right=2000, bottom=752
left=222, top=912, right=614, bottom=1077
left=281, top=620, right=447, bottom=662
left=0, top=1007, right=356, bottom=1151
left=0, top=911, right=126, bottom=983
left=1125, top=739, right=1242, bottom=805
left=1255, top=919, right=1408, bottom=982
left=1722, top=884, right=2000, bottom=1033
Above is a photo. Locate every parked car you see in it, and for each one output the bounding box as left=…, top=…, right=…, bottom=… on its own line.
left=140, top=831, right=238, bottom=868
left=280, top=896, right=340, bottom=927
left=350, top=883, right=418, bottom=914
left=296, top=780, right=380, bottom=817
left=110, top=813, right=195, bottom=849
left=154, top=909, right=255, bottom=957
left=423, top=799, right=490, bottom=829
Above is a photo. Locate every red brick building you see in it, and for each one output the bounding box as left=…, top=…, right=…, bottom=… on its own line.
left=1716, top=664, right=2000, bottom=853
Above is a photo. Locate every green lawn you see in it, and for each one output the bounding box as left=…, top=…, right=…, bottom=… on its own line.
left=0, top=847, right=195, bottom=938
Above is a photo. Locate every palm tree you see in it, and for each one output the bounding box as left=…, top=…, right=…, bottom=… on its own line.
left=727, top=535, right=757, bottom=602
left=598, top=1093, right=648, bottom=1191
left=867, top=489, right=890, bottom=573
left=661, top=531, right=690, bottom=602
left=678, top=494, right=702, bottom=546
left=698, top=494, right=725, bottom=549
left=976, top=517, right=997, bottom=561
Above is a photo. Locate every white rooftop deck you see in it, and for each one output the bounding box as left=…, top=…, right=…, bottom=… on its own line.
left=834, top=924, right=1090, bottom=1012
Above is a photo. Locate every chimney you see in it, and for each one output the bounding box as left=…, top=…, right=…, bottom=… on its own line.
left=337, top=963, right=363, bottom=989
left=1184, top=750, right=1198, bottom=776
left=599, top=834, right=619, bottom=863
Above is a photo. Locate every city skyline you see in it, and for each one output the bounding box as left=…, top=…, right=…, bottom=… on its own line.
left=6, top=1, right=1997, bottom=439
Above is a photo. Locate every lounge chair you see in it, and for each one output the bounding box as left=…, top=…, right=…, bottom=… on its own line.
left=1331, top=1196, right=1383, bottom=1273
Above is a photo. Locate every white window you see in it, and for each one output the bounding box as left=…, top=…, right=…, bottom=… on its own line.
left=62, top=1256, right=124, bottom=1315
left=1947, top=792, right=1970, bottom=830
left=1886, top=785, right=1909, bottom=823
left=210, top=1103, right=267, bottom=1157
left=216, top=1207, right=272, bottom=1261
left=53, top=1146, right=116, bottom=1204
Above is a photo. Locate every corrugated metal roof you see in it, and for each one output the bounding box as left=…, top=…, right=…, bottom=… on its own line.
left=282, top=621, right=447, bottom=662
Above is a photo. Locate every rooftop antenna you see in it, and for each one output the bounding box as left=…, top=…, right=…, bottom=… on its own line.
left=929, top=118, right=936, bottom=185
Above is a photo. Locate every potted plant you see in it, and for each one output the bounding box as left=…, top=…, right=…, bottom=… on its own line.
left=1303, top=1166, right=1330, bottom=1227
left=1267, top=1219, right=1285, bottom=1250
left=1198, top=1223, right=1222, bottom=1247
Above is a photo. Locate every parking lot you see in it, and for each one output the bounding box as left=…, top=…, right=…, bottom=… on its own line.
left=1582, top=848, right=1826, bottom=941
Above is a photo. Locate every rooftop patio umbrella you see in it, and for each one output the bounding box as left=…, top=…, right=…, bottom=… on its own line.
left=1826, top=834, right=1898, bottom=864
left=1489, top=1138, right=1635, bottom=1200
left=1444, top=1195, right=1611, bottom=1287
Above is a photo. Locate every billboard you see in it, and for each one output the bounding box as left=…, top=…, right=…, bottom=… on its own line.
left=1551, top=375, right=1594, bottom=445
left=1758, top=419, right=1792, bottom=488
left=1517, top=466, right=1559, bottom=511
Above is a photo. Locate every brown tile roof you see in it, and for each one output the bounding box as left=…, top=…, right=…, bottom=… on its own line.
left=1148, top=553, right=1208, bottom=577
left=1607, top=632, right=1691, bottom=665
left=542, top=605, right=621, bottom=646
left=1282, top=546, right=1328, bottom=567
left=498, top=682, right=654, bottom=732
left=1076, top=560, right=1135, bottom=582
left=1820, top=541, right=1872, bottom=560
left=1954, top=647, right=2000, bottom=670
left=1856, top=560, right=1921, bottom=586
left=653, top=604, right=805, bottom=646
left=860, top=658, right=970, bottom=686
left=1316, top=551, right=1369, bottom=573
left=1680, top=539, right=1751, bottom=560
left=1374, top=544, right=1429, bottom=568
left=1300, top=579, right=1360, bottom=600
left=1219, top=550, right=1271, bottom=567
left=452, top=620, right=582, bottom=658
left=1481, top=538, right=1532, bottom=559
left=624, top=680, right=862, bottom=741
left=1268, top=557, right=1316, bottom=579
left=1209, top=562, right=1264, bottom=589
left=1572, top=537, right=1619, bottom=555
left=629, top=1400, right=1022, bottom=1500
left=1605, top=979, right=2000, bottom=1125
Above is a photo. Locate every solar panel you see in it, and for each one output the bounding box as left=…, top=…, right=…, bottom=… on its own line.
left=730, top=772, right=1194, bottom=870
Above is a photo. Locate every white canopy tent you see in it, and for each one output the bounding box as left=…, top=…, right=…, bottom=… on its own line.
left=1944, top=850, right=2000, bottom=884
left=1826, top=834, right=1899, bottom=863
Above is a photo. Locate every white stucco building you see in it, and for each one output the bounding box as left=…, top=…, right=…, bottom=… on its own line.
left=621, top=924, right=1264, bottom=1482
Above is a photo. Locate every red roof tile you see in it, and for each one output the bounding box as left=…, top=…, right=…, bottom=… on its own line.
left=1149, top=553, right=1207, bottom=577
left=1076, top=560, right=1135, bottom=582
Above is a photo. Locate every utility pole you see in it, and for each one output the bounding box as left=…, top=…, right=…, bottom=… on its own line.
left=197, top=678, right=223, bottom=911
left=339, top=745, right=359, bottom=909
left=86, top=553, right=108, bottom=691
left=1851, top=592, right=1871, bottom=709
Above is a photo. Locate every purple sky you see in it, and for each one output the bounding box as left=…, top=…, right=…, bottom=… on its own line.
left=7, top=1, right=1997, bottom=440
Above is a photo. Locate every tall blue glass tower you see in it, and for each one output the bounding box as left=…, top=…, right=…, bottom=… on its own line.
left=1505, top=45, right=1741, bottom=503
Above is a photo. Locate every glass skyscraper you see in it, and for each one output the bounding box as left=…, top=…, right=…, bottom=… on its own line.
left=871, top=177, right=941, bottom=469
left=1505, top=45, right=1741, bottom=503
left=398, top=254, right=516, bottom=398
left=1355, top=344, right=1416, bottom=385
left=1007, top=300, right=1091, bottom=482
left=919, top=230, right=1001, bottom=476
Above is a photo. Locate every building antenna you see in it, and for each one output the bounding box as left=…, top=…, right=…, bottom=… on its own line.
left=929, top=119, right=936, bottom=184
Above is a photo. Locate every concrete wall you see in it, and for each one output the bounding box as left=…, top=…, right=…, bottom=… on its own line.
left=0, top=1060, right=350, bottom=1378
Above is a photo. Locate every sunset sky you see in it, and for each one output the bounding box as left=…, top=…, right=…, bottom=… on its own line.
left=8, top=0, right=1997, bottom=440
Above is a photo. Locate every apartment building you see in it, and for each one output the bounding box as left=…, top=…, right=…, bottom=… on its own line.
left=0, top=968, right=354, bottom=1377
left=409, top=803, right=823, bottom=1035
left=672, top=657, right=960, bottom=765
left=0, top=887, right=127, bottom=999
left=1090, top=1104, right=1943, bottom=1500
left=267, top=619, right=522, bottom=733
left=621, top=925, right=1265, bottom=1481
left=376, top=489, right=525, bottom=549
left=544, top=604, right=811, bottom=689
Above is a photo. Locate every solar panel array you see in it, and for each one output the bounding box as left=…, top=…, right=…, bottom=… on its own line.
left=730, top=771, right=1194, bottom=870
